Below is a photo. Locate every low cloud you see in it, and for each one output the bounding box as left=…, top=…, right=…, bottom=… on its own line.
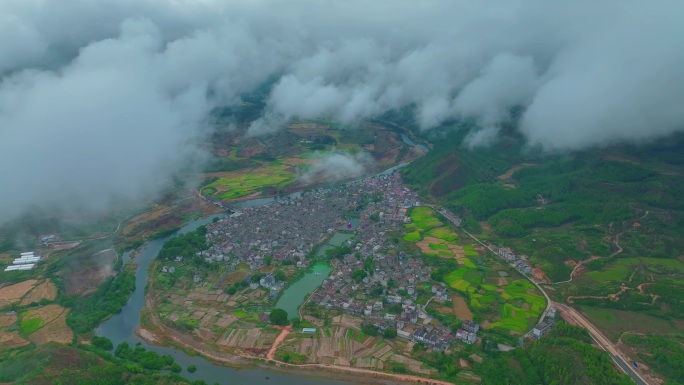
left=299, top=152, right=373, bottom=184
left=1, top=0, right=683, bottom=224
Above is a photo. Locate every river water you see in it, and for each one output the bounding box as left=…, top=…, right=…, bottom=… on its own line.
left=274, top=263, right=333, bottom=320
left=96, top=214, right=353, bottom=385
left=275, top=217, right=357, bottom=317
left=95, top=132, right=430, bottom=384
left=400, top=133, right=429, bottom=153
left=315, top=230, right=355, bottom=258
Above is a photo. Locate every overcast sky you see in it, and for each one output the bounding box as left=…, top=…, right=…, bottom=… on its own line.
left=1, top=0, right=683, bottom=223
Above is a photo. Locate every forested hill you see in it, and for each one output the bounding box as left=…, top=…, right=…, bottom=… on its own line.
left=479, top=323, right=632, bottom=385
left=402, top=130, right=684, bottom=282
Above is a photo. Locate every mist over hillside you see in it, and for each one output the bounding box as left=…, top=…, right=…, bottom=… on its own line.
left=1, top=0, right=683, bottom=223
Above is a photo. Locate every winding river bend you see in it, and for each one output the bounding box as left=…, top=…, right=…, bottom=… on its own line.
left=95, top=134, right=430, bottom=384
left=96, top=214, right=354, bottom=385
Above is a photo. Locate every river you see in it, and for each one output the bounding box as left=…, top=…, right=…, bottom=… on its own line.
left=400, top=133, right=429, bottom=153
left=95, top=131, right=430, bottom=384
left=96, top=214, right=354, bottom=385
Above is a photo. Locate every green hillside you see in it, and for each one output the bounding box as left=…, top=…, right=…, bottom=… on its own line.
left=478, top=323, right=632, bottom=385
left=404, top=130, right=684, bottom=279
left=403, top=128, right=684, bottom=384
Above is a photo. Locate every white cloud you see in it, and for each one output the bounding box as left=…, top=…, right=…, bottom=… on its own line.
left=299, top=153, right=373, bottom=184
left=1, top=0, right=683, bottom=223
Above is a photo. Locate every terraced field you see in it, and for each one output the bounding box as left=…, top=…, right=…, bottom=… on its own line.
left=279, top=324, right=435, bottom=376
left=444, top=264, right=544, bottom=334
left=404, top=207, right=545, bottom=334
left=203, top=163, right=297, bottom=200
left=403, top=207, right=464, bottom=259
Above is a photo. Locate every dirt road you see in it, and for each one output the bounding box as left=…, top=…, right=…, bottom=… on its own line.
left=286, top=363, right=456, bottom=385
left=266, top=325, right=290, bottom=360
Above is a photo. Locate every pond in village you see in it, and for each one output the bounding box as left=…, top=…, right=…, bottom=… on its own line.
left=274, top=262, right=333, bottom=320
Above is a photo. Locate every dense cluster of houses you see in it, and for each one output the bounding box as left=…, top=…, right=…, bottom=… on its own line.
left=303, top=176, right=481, bottom=351
left=164, top=172, right=489, bottom=350
left=437, top=208, right=462, bottom=226
left=192, top=174, right=422, bottom=274
left=456, top=320, right=480, bottom=345
left=490, top=246, right=533, bottom=275
left=310, top=253, right=433, bottom=316
left=257, top=273, right=286, bottom=298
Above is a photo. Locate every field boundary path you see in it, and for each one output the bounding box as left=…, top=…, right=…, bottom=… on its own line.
left=266, top=325, right=291, bottom=360
left=547, top=209, right=649, bottom=285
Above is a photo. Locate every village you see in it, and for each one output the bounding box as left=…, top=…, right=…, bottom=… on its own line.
left=155, top=172, right=485, bottom=364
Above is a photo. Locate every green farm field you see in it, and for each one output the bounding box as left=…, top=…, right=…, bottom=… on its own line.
left=579, top=306, right=682, bottom=341
left=200, top=119, right=416, bottom=203
left=405, top=207, right=546, bottom=334
left=586, top=257, right=684, bottom=283
left=403, top=231, right=421, bottom=242
left=203, top=163, right=297, bottom=200
left=444, top=266, right=545, bottom=333
left=409, top=207, right=445, bottom=231
left=19, top=311, right=44, bottom=334
left=403, top=207, right=462, bottom=258
left=586, top=265, right=630, bottom=282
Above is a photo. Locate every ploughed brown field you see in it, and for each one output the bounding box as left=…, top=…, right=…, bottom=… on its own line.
left=0, top=279, right=38, bottom=307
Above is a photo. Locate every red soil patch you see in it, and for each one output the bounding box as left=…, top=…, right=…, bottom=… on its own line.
left=531, top=267, right=549, bottom=283
left=497, top=163, right=537, bottom=181
left=0, top=280, right=38, bottom=307
left=451, top=294, right=474, bottom=320
left=0, top=313, right=17, bottom=327
left=267, top=325, right=291, bottom=360
left=479, top=222, right=493, bottom=232
left=20, top=280, right=57, bottom=306
left=0, top=331, right=29, bottom=350
left=436, top=294, right=473, bottom=320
